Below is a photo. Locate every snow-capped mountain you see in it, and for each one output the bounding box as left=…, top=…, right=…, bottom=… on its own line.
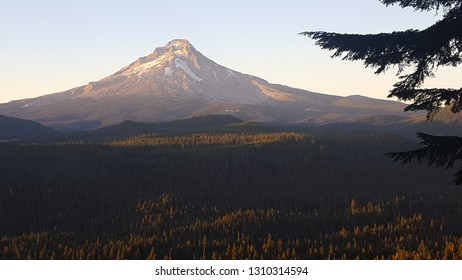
left=78, top=39, right=276, bottom=104
left=0, top=39, right=408, bottom=131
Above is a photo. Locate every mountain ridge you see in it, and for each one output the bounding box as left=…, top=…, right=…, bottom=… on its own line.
left=56, top=114, right=269, bottom=142
left=0, top=115, right=58, bottom=140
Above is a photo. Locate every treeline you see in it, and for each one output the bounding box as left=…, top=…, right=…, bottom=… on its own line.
left=110, top=132, right=310, bottom=148
left=0, top=131, right=461, bottom=259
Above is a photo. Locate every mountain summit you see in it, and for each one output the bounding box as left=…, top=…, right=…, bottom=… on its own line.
left=89, top=38, right=273, bottom=104
left=0, top=39, right=407, bottom=131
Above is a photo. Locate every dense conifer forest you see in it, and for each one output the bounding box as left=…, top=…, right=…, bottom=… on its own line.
left=1, top=131, right=462, bottom=259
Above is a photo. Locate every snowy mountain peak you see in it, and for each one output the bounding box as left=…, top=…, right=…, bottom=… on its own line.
left=115, top=39, right=200, bottom=78
left=165, top=39, right=193, bottom=51
left=152, top=39, right=195, bottom=59
left=165, top=39, right=194, bottom=58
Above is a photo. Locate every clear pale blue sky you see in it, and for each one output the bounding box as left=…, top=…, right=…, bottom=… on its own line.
left=1, top=0, right=460, bottom=103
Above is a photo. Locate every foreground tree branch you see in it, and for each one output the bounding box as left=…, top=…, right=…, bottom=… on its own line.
left=301, top=0, right=462, bottom=184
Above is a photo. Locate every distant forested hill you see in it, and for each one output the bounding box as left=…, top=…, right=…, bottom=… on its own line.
left=54, top=114, right=273, bottom=142
left=0, top=115, right=58, bottom=140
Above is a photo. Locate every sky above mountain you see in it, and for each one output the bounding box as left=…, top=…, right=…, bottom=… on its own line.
left=1, top=0, right=461, bottom=103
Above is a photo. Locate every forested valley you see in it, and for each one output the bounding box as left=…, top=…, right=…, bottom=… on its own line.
left=1, top=130, right=462, bottom=259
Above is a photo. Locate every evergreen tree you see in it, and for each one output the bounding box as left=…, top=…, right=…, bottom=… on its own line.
left=301, top=0, right=462, bottom=184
